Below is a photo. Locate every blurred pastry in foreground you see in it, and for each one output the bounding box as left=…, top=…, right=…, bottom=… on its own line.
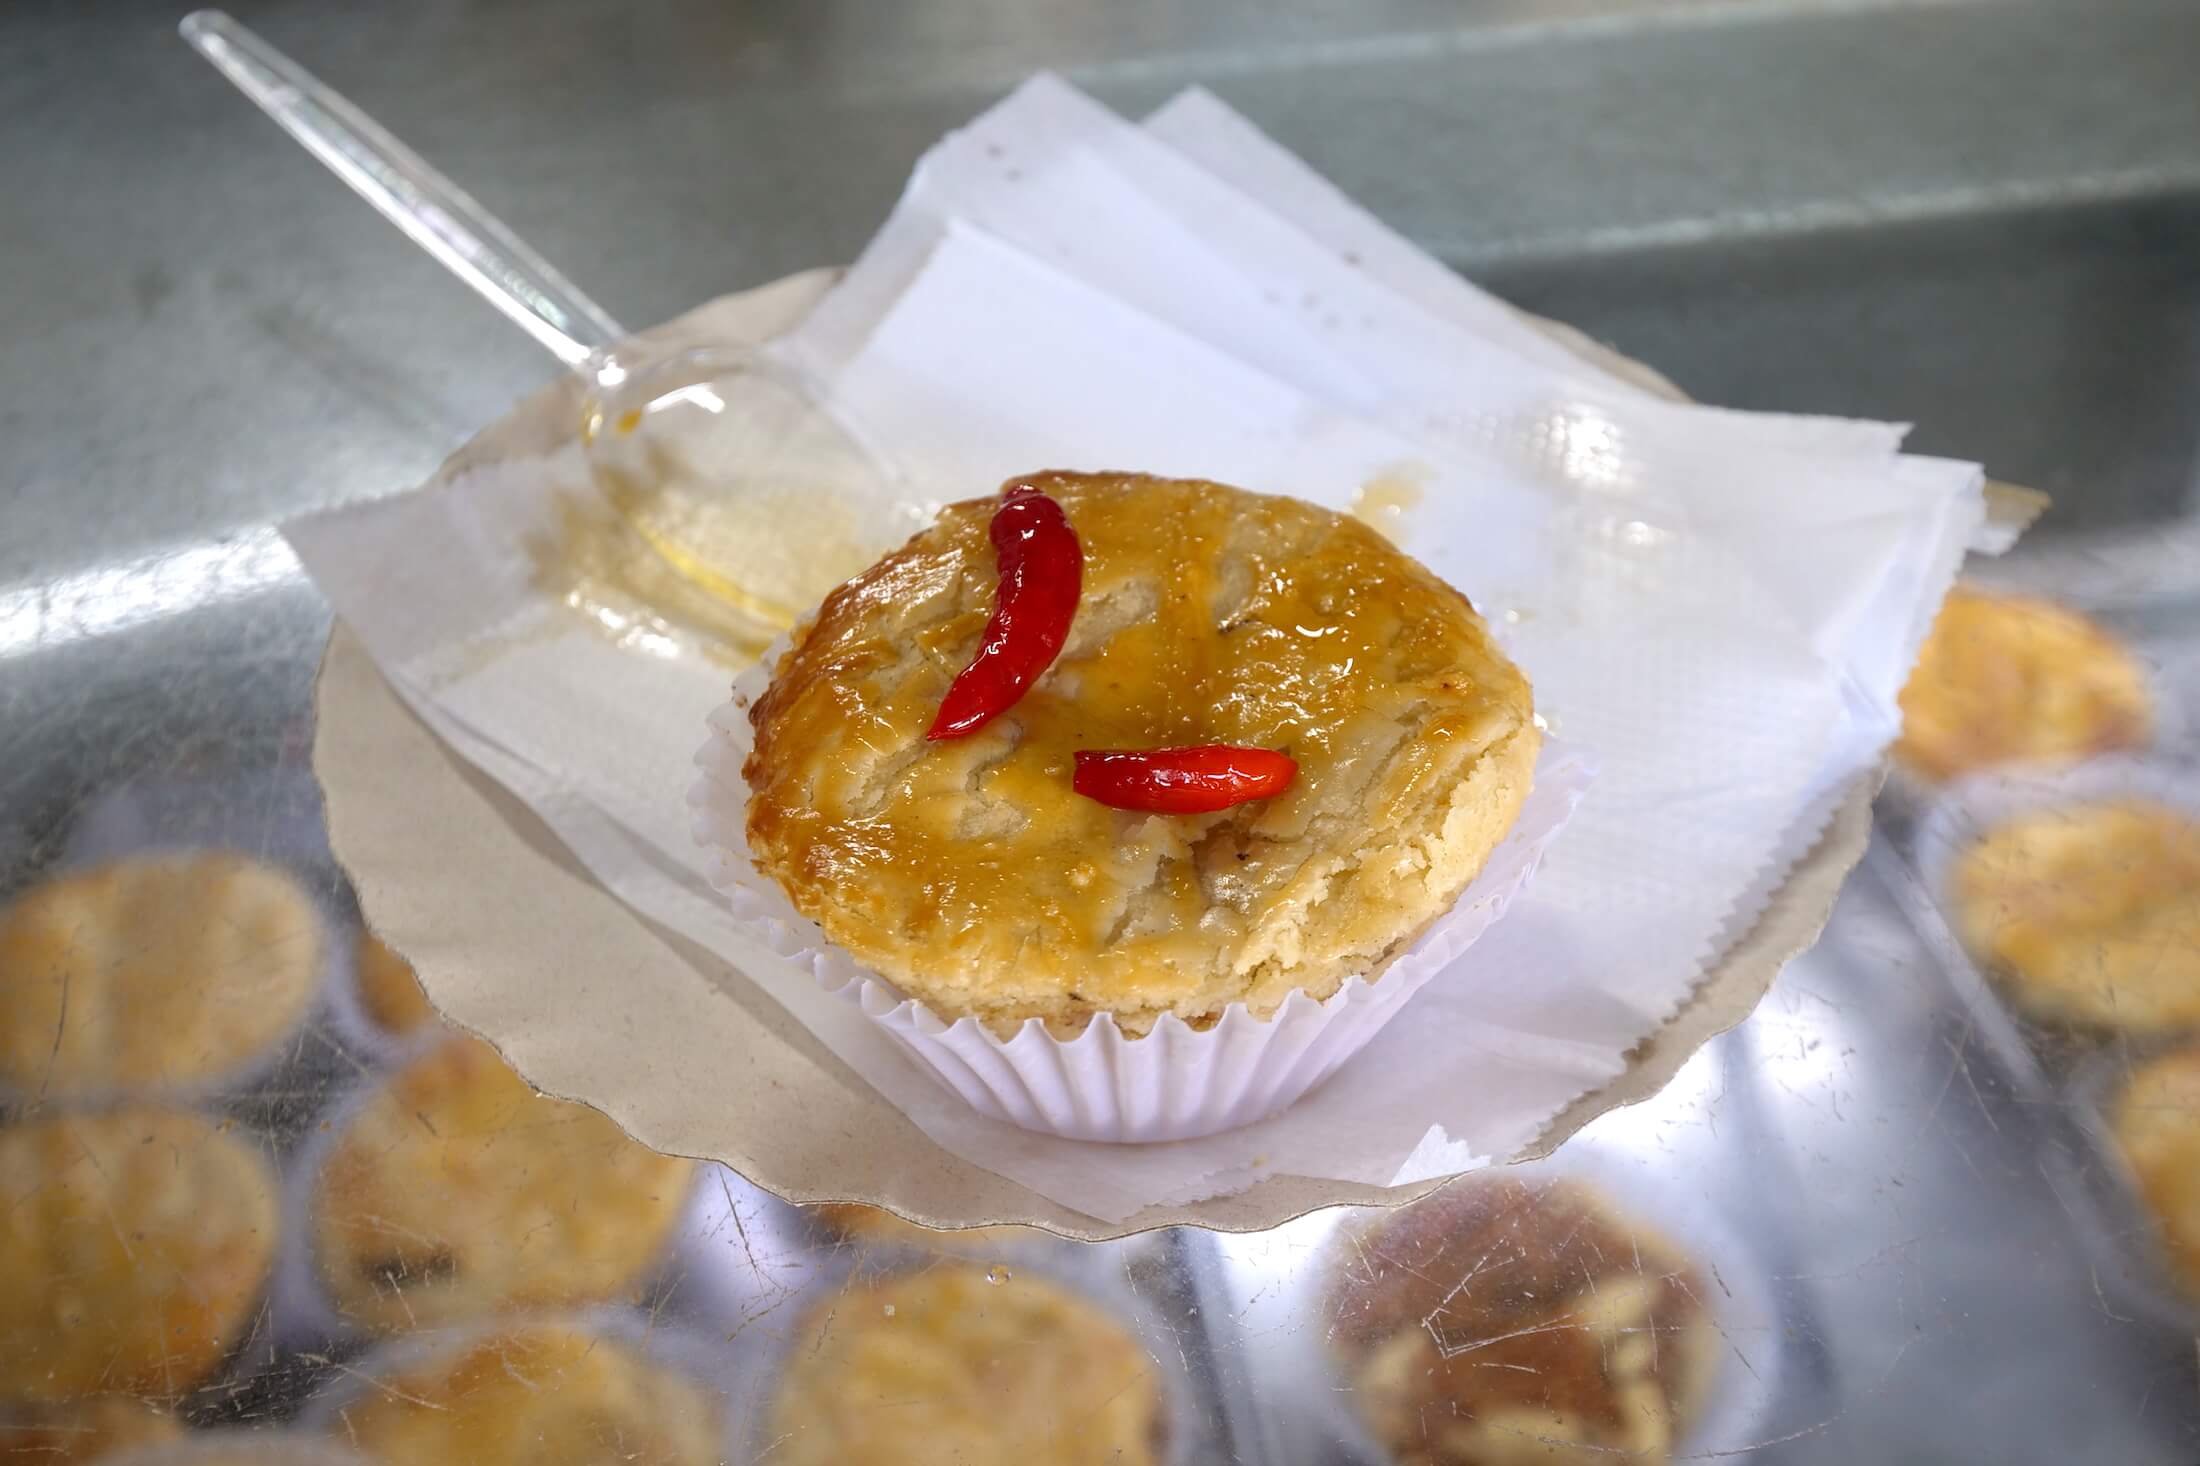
left=0, top=1397, right=182, bottom=1462
left=312, top=1035, right=694, bottom=1331
left=745, top=471, right=1538, bottom=1038
left=0, top=853, right=323, bottom=1096
left=1950, top=800, right=2200, bottom=1033
left=809, top=1202, right=1035, bottom=1252
left=1896, top=586, right=2152, bottom=781
left=768, top=1264, right=1163, bottom=1466
left=0, top=1109, right=279, bottom=1402
left=100, top=1434, right=372, bottom=1466
left=352, top=932, right=438, bottom=1038
left=2107, top=1044, right=2200, bottom=1302
left=1328, top=1174, right=1720, bottom=1466
left=328, top=1324, right=720, bottom=1466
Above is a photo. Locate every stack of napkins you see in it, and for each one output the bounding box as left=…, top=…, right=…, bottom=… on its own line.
left=288, top=77, right=1986, bottom=1222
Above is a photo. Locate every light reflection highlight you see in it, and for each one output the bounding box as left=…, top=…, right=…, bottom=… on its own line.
left=0, top=529, right=297, bottom=657
left=1544, top=406, right=1629, bottom=491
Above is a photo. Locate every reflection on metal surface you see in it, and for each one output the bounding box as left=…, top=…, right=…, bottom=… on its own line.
left=1573, top=1043, right=1726, bottom=1155
left=0, top=530, right=296, bottom=657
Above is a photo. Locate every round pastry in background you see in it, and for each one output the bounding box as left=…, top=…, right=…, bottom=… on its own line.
left=745, top=471, right=1540, bottom=1038
left=0, top=1396, right=183, bottom=1462
left=808, top=1203, right=1036, bottom=1252
left=352, top=932, right=437, bottom=1038
left=325, top=1324, right=721, bottom=1466
left=1896, top=586, right=2153, bottom=782
left=2109, top=1044, right=2200, bottom=1303
left=1949, top=800, right=2200, bottom=1033
left=0, top=1108, right=279, bottom=1402
left=311, top=1035, right=694, bottom=1332
left=768, top=1264, right=1163, bottom=1466
left=0, top=852, right=323, bottom=1097
left=1327, top=1173, right=1720, bottom=1466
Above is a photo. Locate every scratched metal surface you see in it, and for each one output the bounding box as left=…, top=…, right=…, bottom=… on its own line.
left=5, top=0, right=2200, bottom=1459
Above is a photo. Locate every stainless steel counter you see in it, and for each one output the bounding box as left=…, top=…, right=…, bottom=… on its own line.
left=5, top=0, right=2199, bottom=1459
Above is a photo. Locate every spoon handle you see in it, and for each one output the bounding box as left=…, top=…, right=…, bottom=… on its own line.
left=180, top=9, right=626, bottom=367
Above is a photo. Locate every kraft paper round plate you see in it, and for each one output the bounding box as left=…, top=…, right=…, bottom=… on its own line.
left=313, top=270, right=1880, bottom=1239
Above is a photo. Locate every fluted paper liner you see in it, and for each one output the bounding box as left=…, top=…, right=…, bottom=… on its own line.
left=689, top=654, right=1590, bottom=1142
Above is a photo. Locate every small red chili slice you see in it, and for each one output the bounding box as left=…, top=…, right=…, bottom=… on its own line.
left=927, top=483, right=1083, bottom=741
left=1072, top=745, right=1299, bottom=814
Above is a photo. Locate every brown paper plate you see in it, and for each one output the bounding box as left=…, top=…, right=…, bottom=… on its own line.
left=313, top=271, right=1881, bottom=1238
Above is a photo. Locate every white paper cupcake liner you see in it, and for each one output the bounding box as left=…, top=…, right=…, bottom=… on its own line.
left=689, top=651, right=1588, bottom=1143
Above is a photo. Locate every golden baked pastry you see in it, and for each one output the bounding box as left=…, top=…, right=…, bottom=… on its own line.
left=352, top=933, right=437, bottom=1038
left=767, top=1265, right=1162, bottom=1466
left=0, top=854, right=323, bottom=1096
left=1950, top=800, right=2200, bottom=1033
left=1896, top=586, right=2153, bottom=782
left=312, top=1036, right=694, bottom=1331
left=0, top=1397, right=182, bottom=1462
left=746, top=471, right=1538, bottom=1036
left=328, top=1324, right=721, bottom=1466
left=0, top=1109, right=279, bottom=1402
left=1329, top=1175, right=1719, bottom=1466
left=809, top=1203, right=1035, bottom=1252
left=2110, top=1044, right=2200, bottom=1301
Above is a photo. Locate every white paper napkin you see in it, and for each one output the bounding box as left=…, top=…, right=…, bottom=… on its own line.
left=286, top=80, right=1984, bottom=1222
left=791, top=76, right=1909, bottom=464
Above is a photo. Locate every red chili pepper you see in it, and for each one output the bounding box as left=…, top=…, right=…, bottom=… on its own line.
left=1072, top=745, right=1299, bottom=814
left=927, top=484, right=1083, bottom=740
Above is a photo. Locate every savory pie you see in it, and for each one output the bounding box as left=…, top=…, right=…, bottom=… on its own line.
left=0, top=1108, right=279, bottom=1401
left=1329, top=1174, right=1720, bottom=1465
left=312, top=1036, right=694, bottom=1331
left=746, top=471, right=1537, bottom=1036
left=1950, top=800, right=2200, bottom=1033
left=0, top=853, right=322, bottom=1095
left=767, top=1265, right=1162, bottom=1466
left=328, top=1325, right=720, bottom=1466
left=1897, top=586, right=2152, bottom=781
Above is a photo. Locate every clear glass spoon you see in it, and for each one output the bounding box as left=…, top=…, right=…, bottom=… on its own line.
left=180, top=9, right=902, bottom=657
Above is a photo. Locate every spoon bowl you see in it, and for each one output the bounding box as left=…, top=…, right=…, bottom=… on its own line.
left=183, top=9, right=906, bottom=661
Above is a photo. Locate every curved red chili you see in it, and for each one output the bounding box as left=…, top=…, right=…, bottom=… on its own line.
left=1072, top=745, right=1298, bottom=814
left=927, top=484, right=1083, bottom=741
